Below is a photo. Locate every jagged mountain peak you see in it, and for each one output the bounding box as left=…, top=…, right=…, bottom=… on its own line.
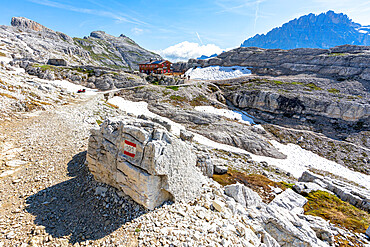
left=241, top=11, right=369, bottom=49
left=1, top=17, right=160, bottom=70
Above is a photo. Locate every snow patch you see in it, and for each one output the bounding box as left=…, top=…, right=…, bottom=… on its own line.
left=194, top=106, right=254, bottom=125
left=37, top=79, right=97, bottom=95
left=249, top=141, right=370, bottom=189
left=0, top=56, right=12, bottom=64
left=185, top=66, right=251, bottom=80
left=107, top=97, right=185, bottom=136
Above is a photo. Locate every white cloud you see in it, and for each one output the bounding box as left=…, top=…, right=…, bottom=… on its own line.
left=157, top=41, right=224, bottom=62
left=132, top=27, right=144, bottom=35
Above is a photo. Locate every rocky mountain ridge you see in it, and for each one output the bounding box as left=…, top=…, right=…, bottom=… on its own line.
left=0, top=17, right=160, bottom=70
left=174, top=45, right=370, bottom=86
left=241, top=11, right=370, bottom=49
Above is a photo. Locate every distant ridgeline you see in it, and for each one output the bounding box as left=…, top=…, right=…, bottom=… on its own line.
left=241, top=11, right=370, bottom=49
left=1, top=17, right=161, bottom=70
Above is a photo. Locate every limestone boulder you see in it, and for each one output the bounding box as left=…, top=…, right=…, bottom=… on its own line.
left=86, top=117, right=206, bottom=210
left=224, top=183, right=263, bottom=208
left=269, top=189, right=308, bottom=215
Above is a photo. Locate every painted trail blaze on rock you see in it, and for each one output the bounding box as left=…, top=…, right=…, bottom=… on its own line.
left=123, top=140, right=136, bottom=158
left=86, top=117, right=206, bottom=210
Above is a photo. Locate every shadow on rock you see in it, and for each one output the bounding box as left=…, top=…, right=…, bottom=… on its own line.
left=26, top=151, right=147, bottom=244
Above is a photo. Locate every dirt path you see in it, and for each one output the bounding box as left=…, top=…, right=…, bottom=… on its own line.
left=0, top=95, right=140, bottom=246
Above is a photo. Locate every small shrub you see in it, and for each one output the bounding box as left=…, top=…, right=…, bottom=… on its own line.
left=0, top=51, right=6, bottom=57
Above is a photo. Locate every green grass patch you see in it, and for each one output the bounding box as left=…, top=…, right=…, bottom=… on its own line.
left=280, top=181, right=295, bottom=189
left=169, top=95, right=186, bottom=101
left=328, top=88, right=340, bottom=94
left=304, top=190, right=370, bottom=233
left=291, top=81, right=304, bottom=85
left=166, top=86, right=179, bottom=91
left=162, top=90, right=171, bottom=96
left=272, top=80, right=285, bottom=85
left=190, top=95, right=208, bottom=106
left=96, top=119, right=103, bottom=125
left=305, top=83, right=322, bottom=91
left=0, top=51, right=6, bottom=57
left=328, top=52, right=348, bottom=57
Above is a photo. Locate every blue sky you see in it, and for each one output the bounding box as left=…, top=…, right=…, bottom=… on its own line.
left=1, top=0, right=370, bottom=60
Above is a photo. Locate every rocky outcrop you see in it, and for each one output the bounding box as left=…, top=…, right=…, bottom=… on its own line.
left=298, top=171, right=370, bottom=212
left=225, top=185, right=334, bottom=246
left=47, top=58, right=67, bottom=66
left=24, top=64, right=147, bottom=90
left=227, top=90, right=370, bottom=122
left=241, top=11, right=370, bottom=49
left=1, top=17, right=161, bottom=70
left=11, top=17, right=52, bottom=32
left=145, top=74, right=185, bottom=85
left=86, top=117, right=206, bottom=210
left=174, top=45, right=370, bottom=83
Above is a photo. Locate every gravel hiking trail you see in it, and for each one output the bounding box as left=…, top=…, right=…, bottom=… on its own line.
left=0, top=95, right=140, bottom=247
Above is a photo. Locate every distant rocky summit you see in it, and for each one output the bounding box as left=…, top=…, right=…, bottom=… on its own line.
left=1, top=17, right=160, bottom=70
left=241, top=11, right=370, bottom=49
left=175, top=45, right=370, bottom=88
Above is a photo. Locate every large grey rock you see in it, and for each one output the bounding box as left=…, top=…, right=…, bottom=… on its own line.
left=224, top=185, right=333, bottom=246
left=196, top=156, right=214, bottom=178
left=47, top=58, right=67, bottom=66
left=227, top=90, right=370, bottom=122
left=214, top=165, right=228, bottom=175
left=224, top=183, right=263, bottom=208
left=86, top=117, right=206, bottom=210
left=298, top=214, right=334, bottom=244
left=269, top=189, right=308, bottom=215
left=293, top=182, right=327, bottom=195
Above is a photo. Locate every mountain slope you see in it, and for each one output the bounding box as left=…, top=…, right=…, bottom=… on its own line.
left=241, top=11, right=370, bottom=49
left=0, top=17, right=160, bottom=70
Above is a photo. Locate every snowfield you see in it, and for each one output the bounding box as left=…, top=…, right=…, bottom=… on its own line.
left=108, top=97, right=370, bottom=189
left=37, top=78, right=98, bottom=95
left=185, top=66, right=251, bottom=80
left=194, top=106, right=255, bottom=125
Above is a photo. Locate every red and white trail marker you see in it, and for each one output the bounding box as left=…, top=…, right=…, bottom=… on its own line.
left=124, top=140, right=137, bottom=158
